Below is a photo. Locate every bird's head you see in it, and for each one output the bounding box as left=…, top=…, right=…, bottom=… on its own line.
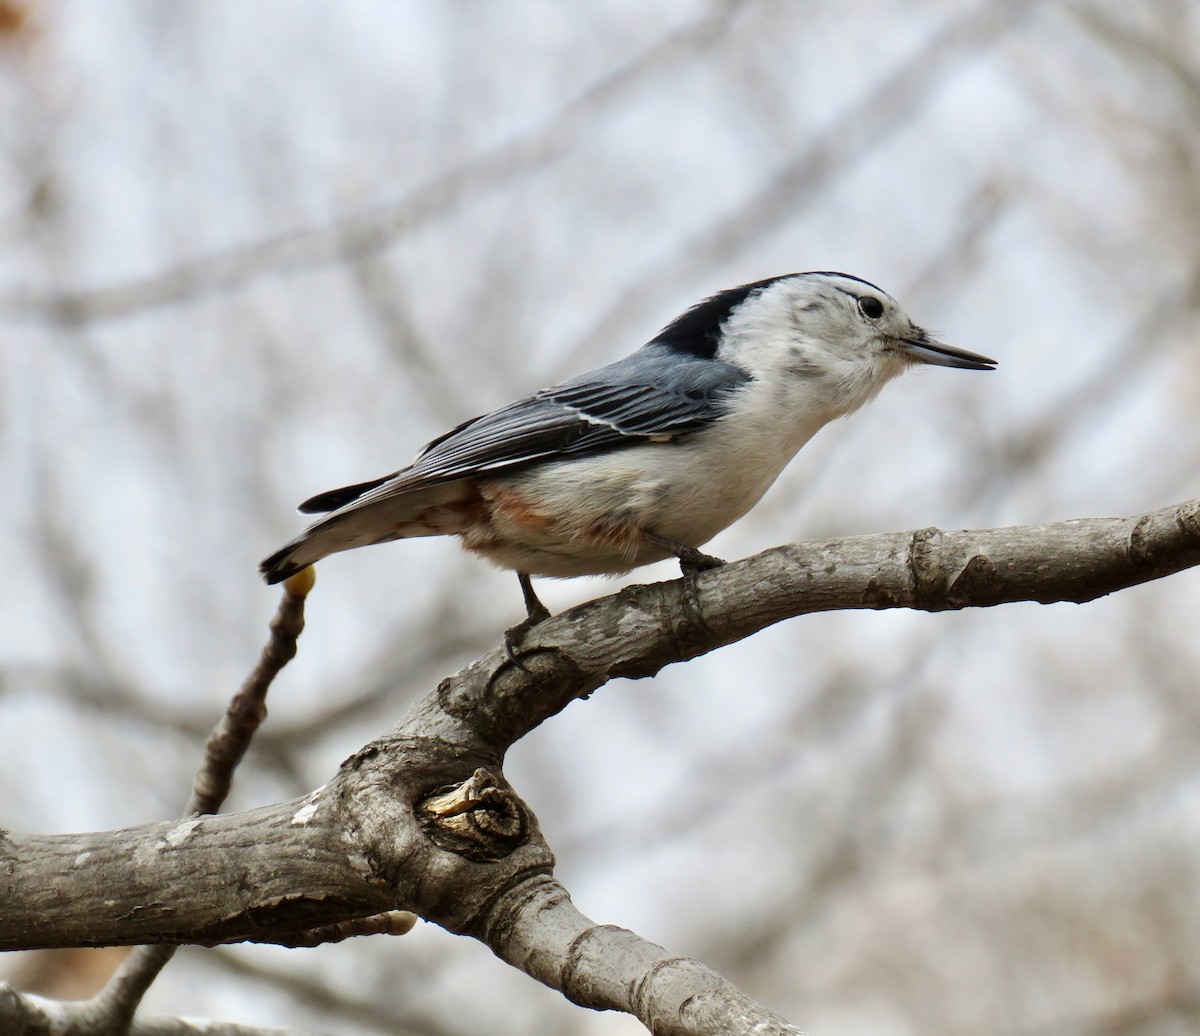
left=712, top=271, right=996, bottom=418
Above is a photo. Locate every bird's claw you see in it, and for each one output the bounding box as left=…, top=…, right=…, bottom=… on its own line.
left=640, top=531, right=725, bottom=627
left=503, top=605, right=551, bottom=673
left=679, top=551, right=724, bottom=630
left=678, top=546, right=725, bottom=572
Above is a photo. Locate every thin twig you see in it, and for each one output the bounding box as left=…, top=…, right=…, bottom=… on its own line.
left=83, top=569, right=315, bottom=1033
left=190, top=568, right=314, bottom=815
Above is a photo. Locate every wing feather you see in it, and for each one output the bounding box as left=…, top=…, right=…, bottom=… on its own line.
left=336, top=347, right=751, bottom=511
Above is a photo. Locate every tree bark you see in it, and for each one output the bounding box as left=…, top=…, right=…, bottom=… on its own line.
left=2, top=498, right=1198, bottom=1033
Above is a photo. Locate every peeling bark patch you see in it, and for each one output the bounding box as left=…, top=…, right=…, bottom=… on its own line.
left=1177, top=500, right=1200, bottom=540
left=862, top=578, right=899, bottom=608
left=161, top=819, right=202, bottom=849
left=948, top=553, right=1000, bottom=605
left=291, top=787, right=325, bottom=826
left=908, top=526, right=945, bottom=605
left=1128, top=513, right=1157, bottom=567
left=291, top=801, right=319, bottom=825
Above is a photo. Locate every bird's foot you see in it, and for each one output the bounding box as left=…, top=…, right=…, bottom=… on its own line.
left=675, top=545, right=726, bottom=572
left=505, top=573, right=552, bottom=673
left=503, top=605, right=551, bottom=673
left=680, top=554, right=724, bottom=627
left=642, top=530, right=725, bottom=628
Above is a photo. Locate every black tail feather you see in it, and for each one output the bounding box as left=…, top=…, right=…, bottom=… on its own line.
left=299, top=473, right=395, bottom=513
left=259, top=545, right=306, bottom=585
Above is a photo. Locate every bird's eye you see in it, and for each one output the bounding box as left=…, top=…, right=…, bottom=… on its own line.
left=858, top=296, right=884, bottom=320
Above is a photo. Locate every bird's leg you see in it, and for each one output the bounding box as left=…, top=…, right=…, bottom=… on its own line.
left=504, top=571, right=551, bottom=671
left=641, top=530, right=724, bottom=626
left=642, top=530, right=725, bottom=572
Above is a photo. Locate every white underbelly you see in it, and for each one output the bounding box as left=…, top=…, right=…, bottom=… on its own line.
left=465, top=421, right=811, bottom=577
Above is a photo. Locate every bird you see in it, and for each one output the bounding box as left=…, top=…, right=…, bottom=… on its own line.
left=260, top=271, right=996, bottom=652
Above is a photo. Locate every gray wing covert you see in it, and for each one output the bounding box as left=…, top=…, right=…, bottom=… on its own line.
left=349, top=347, right=751, bottom=505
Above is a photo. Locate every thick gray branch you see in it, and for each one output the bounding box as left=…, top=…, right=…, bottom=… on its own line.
left=431, top=497, right=1200, bottom=751
left=486, top=875, right=802, bottom=1035
left=0, top=802, right=397, bottom=948
left=1, top=499, right=1196, bottom=1033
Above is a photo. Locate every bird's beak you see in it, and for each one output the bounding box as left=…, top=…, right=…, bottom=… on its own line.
left=898, top=330, right=997, bottom=371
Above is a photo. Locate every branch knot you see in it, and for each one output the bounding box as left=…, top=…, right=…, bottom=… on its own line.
left=417, top=768, right=527, bottom=862
left=908, top=526, right=946, bottom=606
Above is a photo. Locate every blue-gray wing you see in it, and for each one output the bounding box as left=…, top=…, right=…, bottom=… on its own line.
left=299, top=347, right=750, bottom=513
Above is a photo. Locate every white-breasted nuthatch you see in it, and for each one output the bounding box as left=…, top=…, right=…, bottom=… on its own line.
left=261, top=272, right=995, bottom=641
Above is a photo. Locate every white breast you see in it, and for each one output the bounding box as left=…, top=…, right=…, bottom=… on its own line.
left=466, top=373, right=840, bottom=578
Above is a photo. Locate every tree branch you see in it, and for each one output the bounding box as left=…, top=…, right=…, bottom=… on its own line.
left=486, top=875, right=802, bottom=1034
left=26, top=570, right=319, bottom=1034
left=1, top=499, right=1196, bottom=1033
left=436, top=496, right=1200, bottom=750
left=0, top=984, right=326, bottom=1035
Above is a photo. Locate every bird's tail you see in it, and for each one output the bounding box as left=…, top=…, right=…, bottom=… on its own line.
left=261, top=473, right=406, bottom=583
left=260, top=540, right=315, bottom=584
left=259, top=510, right=376, bottom=584
left=259, top=479, right=471, bottom=584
